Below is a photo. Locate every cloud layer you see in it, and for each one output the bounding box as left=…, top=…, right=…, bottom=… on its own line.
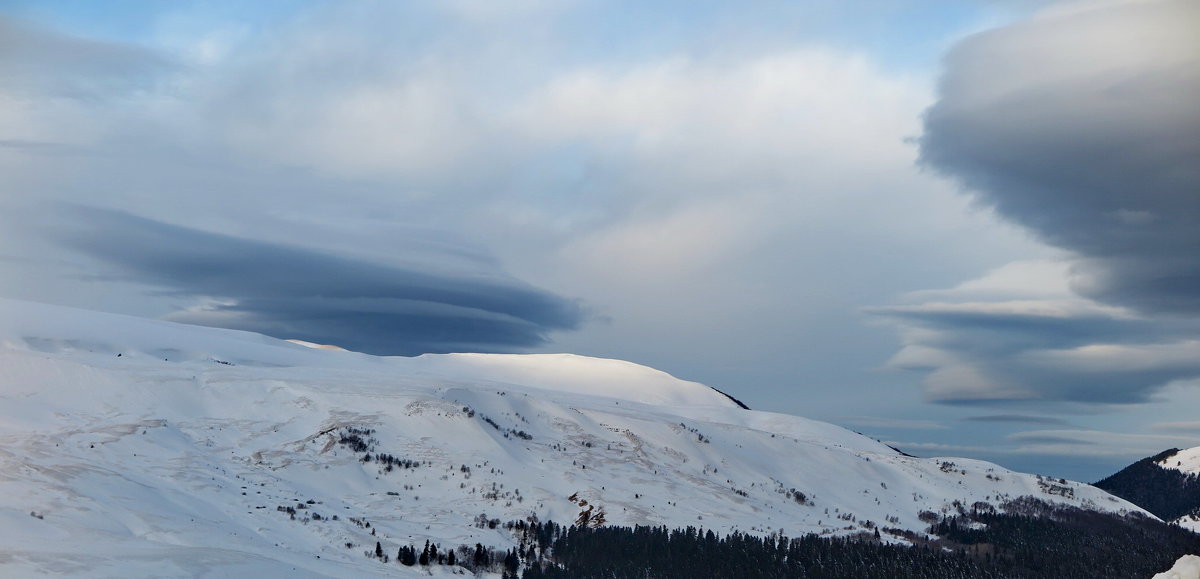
left=54, top=208, right=584, bottom=355
left=872, top=263, right=1200, bottom=404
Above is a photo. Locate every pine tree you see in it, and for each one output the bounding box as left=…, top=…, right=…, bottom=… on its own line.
left=398, top=545, right=416, bottom=566
left=504, top=548, right=519, bottom=574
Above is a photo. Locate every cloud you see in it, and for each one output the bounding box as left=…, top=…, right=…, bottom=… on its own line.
left=876, top=306, right=1200, bottom=404
left=838, top=416, right=948, bottom=430
left=1005, top=429, right=1200, bottom=457
left=869, top=260, right=1200, bottom=403
left=51, top=207, right=585, bottom=355
left=918, top=0, right=1200, bottom=315
left=1007, top=433, right=1096, bottom=446
left=870, top=299, right=1158, bottom=353
left=1149, top=421, right=1200, bottom=434
left=904, top=259, right=1075, bottom=303
left=0, top=16, right=177, bottom=156
left=871, top=0, right=1200, bottom=408
left=0, top=16, right=174, bottom=100
left=893, top=427, right=1200, bottom=461
left=963, top=415, right=1071, bottom=426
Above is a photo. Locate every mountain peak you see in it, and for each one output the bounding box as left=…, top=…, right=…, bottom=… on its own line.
left=409, top=352, right=740, bottom=409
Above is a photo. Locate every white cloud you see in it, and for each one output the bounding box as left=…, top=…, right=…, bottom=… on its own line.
left=561, top=197, right=764, bottom=280
left=904, top=259, right=1076, bottom=302
left=922, top=363, right=1037, bottom=401
left=515, top=50, right=929, bottom=190
left=880, top=299, right=1136, bottom=320
left=1024, top=340, right=1200, bottom=373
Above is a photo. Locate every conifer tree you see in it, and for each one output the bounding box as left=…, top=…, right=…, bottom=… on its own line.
left=398, top=545, right=417, bottom=566
left=474, top=543, right=488, bottom=567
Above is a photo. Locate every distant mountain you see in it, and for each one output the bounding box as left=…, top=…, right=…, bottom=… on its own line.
left=1095, top=447, right=1200, bottom=531
left=0, top=297, right=1190, bottom=577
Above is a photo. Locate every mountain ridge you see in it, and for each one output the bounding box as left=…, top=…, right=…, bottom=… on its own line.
left=0, top=297, right=1160, bottom=576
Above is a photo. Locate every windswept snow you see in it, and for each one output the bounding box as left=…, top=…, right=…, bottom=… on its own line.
left=0, top=298, right=1151, bottom=577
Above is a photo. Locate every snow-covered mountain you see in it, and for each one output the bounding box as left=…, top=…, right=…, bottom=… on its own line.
left=0, top=298, right=1150, bottom=577
left=1096, top=447, right=1200, bottom=533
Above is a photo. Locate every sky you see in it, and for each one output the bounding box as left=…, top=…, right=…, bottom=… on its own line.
left=1, top=0, right=1197, bottom=482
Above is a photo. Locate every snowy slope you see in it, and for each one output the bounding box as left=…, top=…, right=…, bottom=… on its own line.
left=1179, top=514, right=1200, bottom=533
left=1159, top=447, right=1200, bottom=477
left=0, top=298, right=1149, bottom=577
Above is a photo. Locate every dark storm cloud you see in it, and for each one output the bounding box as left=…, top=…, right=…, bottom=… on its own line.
left=963, top=415, right=1071, bottom=426
left=0, top=17, right=174, bottom=99
left=53, top=207, right=585, bottom=355
left=919, top=0, right=1200, bottom=314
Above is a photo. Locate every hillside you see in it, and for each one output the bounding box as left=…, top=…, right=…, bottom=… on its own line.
left=0, top=298, right=1162, bottom=577
left=1095, top=447, right=1200, bottom=532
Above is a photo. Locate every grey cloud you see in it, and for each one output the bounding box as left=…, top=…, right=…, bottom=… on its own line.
left=872, top=302, right=1200, bottom=404
left=868, top=303, right=1192, bottom=354
left=0, top=17, right=174, bottom=99
left=1150, top=421, right=1200, bottom=434
left=963, top=415, right=1071, bottom=426
left=875, top=0, right=1200, bottom=407
left=53, top=207, right=585, bottom=355
left=837, top=416, right=948, bottom=430
left=1007, top=433, right=1097, bottom=447
left=919, top=0, right=1200, bottom=314
left=0, top=139, right=92, bottom=156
